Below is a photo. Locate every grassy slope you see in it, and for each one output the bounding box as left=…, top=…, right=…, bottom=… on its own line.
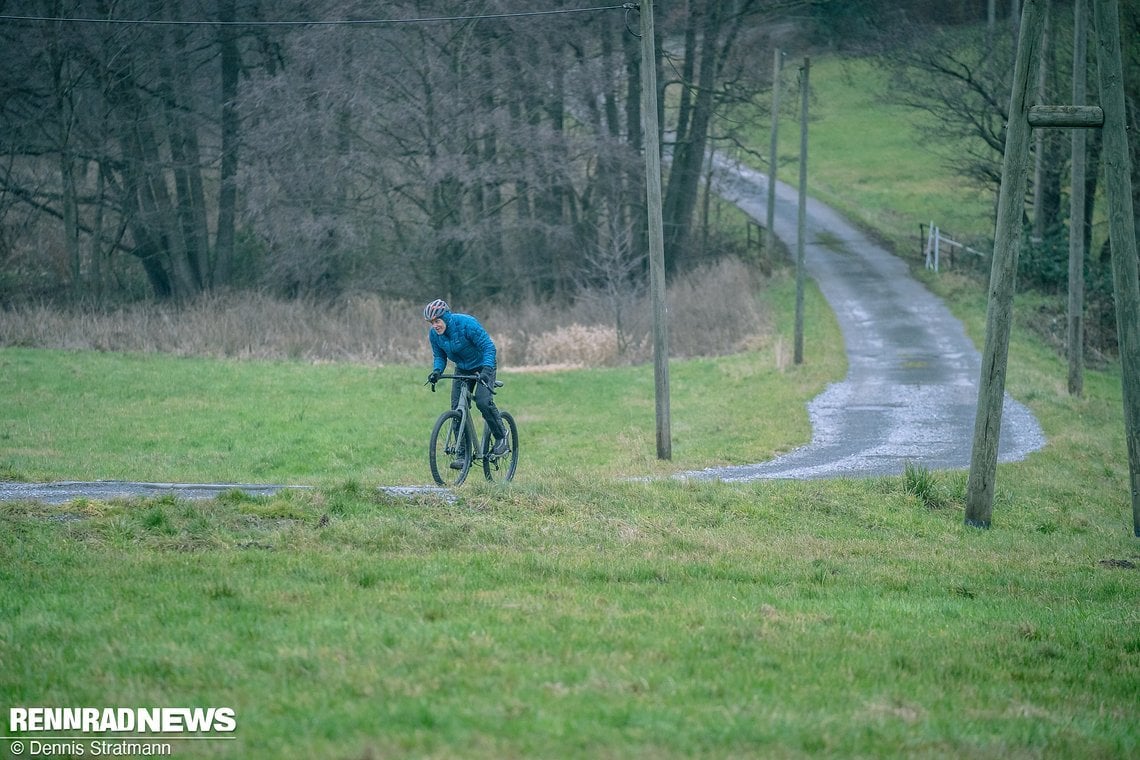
left=770, top=57, right=995, bottom=254
left=2, top=55, right=1138, bottom=760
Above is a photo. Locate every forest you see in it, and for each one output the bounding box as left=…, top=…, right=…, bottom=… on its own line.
left=0, top=0, right=1137, bottom=313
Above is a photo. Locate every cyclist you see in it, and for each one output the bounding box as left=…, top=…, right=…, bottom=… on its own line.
left=423, top=299, right=508, bottom=466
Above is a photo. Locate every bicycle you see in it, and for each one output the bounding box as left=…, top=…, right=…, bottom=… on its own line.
left=427, top=373, right=519, bottom=486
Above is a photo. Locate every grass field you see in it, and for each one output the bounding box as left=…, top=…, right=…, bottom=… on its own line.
left=3, top=54, right=1139, bottom=759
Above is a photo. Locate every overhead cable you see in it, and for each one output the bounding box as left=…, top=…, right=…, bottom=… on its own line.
left=0, top=5, right=629, bottom=28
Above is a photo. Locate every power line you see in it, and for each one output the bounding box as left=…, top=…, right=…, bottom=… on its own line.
left=0, top=5, right=629, bottom=28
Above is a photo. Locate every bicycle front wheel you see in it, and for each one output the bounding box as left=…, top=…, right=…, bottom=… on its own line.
left=482, top=411, right=519, bottom=482
left=429, top=410, right=473, bottom=486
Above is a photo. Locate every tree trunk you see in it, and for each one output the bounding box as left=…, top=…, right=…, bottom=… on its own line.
left=624, top=24, right=647, bottom=261
left=50, top=37, right=82, bottom=298
left=214, top=0, right=240, bottom=287
left=662, top=3, right=722, bottom=274
left=58, top=149, right=81, bottom=297
left=118, top=94, right=197, bottom=300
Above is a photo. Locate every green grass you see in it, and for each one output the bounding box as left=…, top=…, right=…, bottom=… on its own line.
left=0, top=273, right=842, bottom=487
left=2, top=278, right=1137, bottom=758
left=3, top=55, right=1140, bottom=759
left=3, top=472, right=1137, bottom=757
left=768, top=57, right=995, bottom=254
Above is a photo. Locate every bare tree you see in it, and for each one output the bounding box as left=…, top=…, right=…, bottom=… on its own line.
left=0, top=0, right=270, bottom=300
left=0, top=0, right=819, bottom=306
left=576, top=206, right=647, bottom=357
left=659, top=0, right=804, bottom=275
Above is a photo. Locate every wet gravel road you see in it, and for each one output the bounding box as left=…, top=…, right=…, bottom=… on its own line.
left=680, top=158, right=1045, bottom=481
left=1, top=162, right=1046, bottom=503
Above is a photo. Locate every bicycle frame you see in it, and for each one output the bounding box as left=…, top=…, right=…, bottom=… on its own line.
left=435, top=374, right=490, bottom=459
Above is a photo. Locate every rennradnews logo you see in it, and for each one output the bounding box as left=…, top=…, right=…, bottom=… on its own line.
left=10, top=706, right=236, bottom=734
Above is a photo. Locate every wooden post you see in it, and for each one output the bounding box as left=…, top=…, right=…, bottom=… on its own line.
left=965, top=0, right=1045, bottom=528
left=1031, top=0, right=1050, bottom=244
left=1092, top=0, right=1140, bottom=537
left=793, top=57, right=809, bottom=366
left=1068, top=0, right=1087, bottom=398
left=638, top=0, right=671, bottom=460
left=1027, top=105, right=1102, bottom=127
left=766, top=48, right=781, bottom=255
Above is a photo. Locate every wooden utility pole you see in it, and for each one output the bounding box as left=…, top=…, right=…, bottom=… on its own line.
left=793, top=57, right=809, bottom=366
left=766, top=48, right=781, bottom=255
left=638, top=0, right=671, bottom=460
left=965, top=0, right=1045, bottom=528
left=1031, top=0, right=1051, bottom=244
left=967, top=0, right=1139, bottom=537
left=1092, top=0, right=1140, bottom=537
left=1068, top=0, right=1087, bottom=397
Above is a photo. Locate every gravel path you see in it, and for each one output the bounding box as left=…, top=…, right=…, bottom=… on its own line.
left=679, top=158, right=1045, bottom=481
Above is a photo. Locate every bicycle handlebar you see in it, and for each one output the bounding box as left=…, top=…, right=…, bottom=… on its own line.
left=426, top=373, right=503, bottom=393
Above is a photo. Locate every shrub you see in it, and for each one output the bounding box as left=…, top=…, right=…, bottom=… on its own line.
left=528, top=324, right=621, bottom=368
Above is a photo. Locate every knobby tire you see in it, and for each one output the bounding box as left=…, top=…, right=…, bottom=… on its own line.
left=482, top=411, right=519, bottom=482
left=429, top=410, right=473, bottom=486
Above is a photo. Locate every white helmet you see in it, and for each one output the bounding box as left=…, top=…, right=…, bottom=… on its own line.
left=423, top=299, right=449, bottom=321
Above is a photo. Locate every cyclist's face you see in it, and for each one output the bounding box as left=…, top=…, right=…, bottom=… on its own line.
left=428, top=317, right=446, bottom=334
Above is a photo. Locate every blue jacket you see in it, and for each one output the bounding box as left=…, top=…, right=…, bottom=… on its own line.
left=429, top=310, right=497, bottom=373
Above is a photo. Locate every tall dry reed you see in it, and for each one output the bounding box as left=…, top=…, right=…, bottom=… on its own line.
left=1, top=258, right=772, bottom=368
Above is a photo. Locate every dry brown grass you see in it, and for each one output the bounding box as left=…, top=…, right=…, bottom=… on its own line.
left=1, top=258, right=773, bottom=368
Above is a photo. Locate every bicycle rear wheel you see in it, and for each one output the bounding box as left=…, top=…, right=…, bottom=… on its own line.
left=482, top=411, right=519, bottom=482
left=429, top=410, right=473, bottom=486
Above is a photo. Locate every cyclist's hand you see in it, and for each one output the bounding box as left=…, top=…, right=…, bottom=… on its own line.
left=478, top=367, right=493, bottom=387
left=427, top=370, right=441, bottom=386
